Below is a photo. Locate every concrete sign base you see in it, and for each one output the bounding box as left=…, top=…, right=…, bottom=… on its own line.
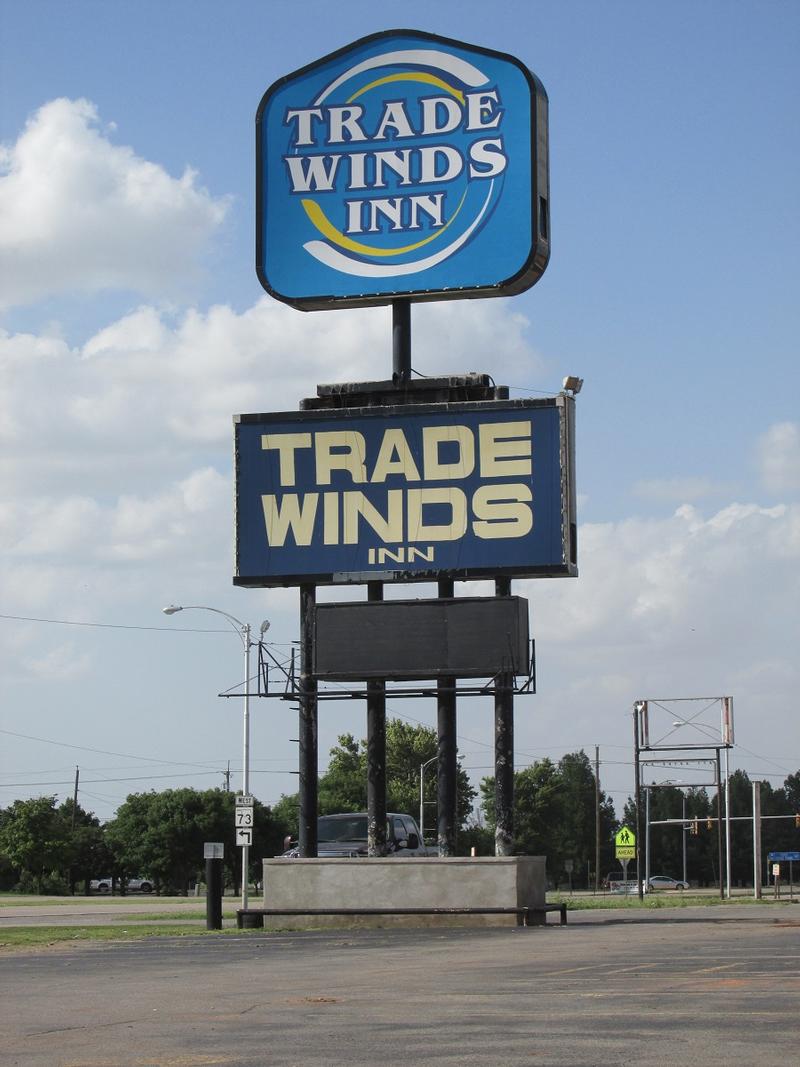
left=261, top=855, right=546, bottom=929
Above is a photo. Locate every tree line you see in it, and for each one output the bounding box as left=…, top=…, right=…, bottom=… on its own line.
left=0, top=790, right=285, bottom=895
left=622, top=769, right=800, bottom=887
left=2, top=722, right=798, bottom=893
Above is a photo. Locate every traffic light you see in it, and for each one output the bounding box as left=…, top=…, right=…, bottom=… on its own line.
left=795, top=813, right=799, bottom=828
left=707, top=817, right=713, bottom=830
left=691, top=819, right=699, bottom=836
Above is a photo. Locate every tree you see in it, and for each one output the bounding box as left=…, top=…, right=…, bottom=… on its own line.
left=0, top=796, right=72, bottom=893
left=280, top=719, right=477, bottom=841
left=318, top=734, right=366, bottom=813
left=481, top=752, right=616, bottom=882
left=60, top=798, right=111, bottom=894
left=106, top=788, right=284, bottom=894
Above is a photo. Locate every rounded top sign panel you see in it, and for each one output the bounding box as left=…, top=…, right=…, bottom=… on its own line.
left=256, top=29, right=549, bottom=310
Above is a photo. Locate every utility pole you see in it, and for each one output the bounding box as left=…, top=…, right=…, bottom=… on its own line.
left=69, top=765, right=80, bottom=896
left=222, top=762, right=231, bottom=792
left=71, top=766, right=79, bottom=827
left=594, top=746, right=600, bottom=894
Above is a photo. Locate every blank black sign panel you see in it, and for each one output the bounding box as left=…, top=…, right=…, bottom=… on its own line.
left=313, top=597, right=529, bottom=680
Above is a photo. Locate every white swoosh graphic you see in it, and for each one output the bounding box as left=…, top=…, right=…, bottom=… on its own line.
left=314, top=49, right=488, bottom=104
left=303, top=180, right=495, bottom=277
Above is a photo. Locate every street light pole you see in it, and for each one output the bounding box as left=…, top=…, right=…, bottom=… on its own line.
left=419, top=756, right=438, bottom=844
left=241, top=621, right=251, bottom=913
left=162, top=604, right=267, bottom=915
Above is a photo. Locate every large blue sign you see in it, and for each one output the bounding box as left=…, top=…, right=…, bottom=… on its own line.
left=234, top=397, right=576, bottom=587
left=256, top=29, right=549, bottom=310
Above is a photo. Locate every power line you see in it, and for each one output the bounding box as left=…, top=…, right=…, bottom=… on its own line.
left=0, top=767, right=293, bottom=789
left=0, top=611, right=230, bottom=633
left=0, top=727, right=221, bottom=770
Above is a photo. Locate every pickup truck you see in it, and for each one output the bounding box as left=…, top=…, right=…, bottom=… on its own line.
left=90, top=876, right=154, bottom=893
left=282, top=812, right=433, bottom=858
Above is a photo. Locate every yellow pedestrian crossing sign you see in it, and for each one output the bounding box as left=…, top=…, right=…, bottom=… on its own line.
left=615, top=827, right=635, bottom=859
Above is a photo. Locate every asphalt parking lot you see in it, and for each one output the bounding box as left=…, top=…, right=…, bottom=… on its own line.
left=2, top=904, right=799, bottom=1066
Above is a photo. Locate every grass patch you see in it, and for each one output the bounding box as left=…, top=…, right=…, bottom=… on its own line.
left=0, top=923, right=267, bottom=948
left=549, top=893, right=791, bottom=910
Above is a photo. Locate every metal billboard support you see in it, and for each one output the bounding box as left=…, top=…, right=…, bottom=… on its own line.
left=494, top=576, right=515, bottom=856
left=298, top=584, right=318, bottom=858
left=437, top=578, right=457, bottom=857
left=366, top=580, right=387, bottom=856
left=392, top=300, right=411, bottom=386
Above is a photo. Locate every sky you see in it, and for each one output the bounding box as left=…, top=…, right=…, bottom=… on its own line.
left=1, top=1, right=798, bottom=833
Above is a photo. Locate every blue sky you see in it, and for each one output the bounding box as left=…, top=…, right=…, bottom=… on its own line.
left=1, top=1, right=798, bottom=832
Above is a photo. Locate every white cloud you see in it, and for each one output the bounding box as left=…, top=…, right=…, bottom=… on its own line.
left=632, top=476, right=732, bottom=503
left=758, top=421, right=800, bottom=494
left=530, top=501, right=799, bottom=648
left=0, top=296, right=547, bottom=670
left=22, top=641, right=92, bottom=682
left=0, top=98, right=229, bottom=308
left=2, top=298, right=797, bottom=801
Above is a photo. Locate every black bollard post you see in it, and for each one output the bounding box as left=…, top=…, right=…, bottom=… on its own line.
left=204, top=842, right=224, bottom=930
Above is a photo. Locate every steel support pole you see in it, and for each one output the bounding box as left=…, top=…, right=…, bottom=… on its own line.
left=494, top=576, right=514, bottom=857
left=682, top=793, right=688, bottom=885
left=437, top=578, right=457, bottom=857
left=645, top=786, right=651, bottom=887
left=634, top=705, right=643, bottom=900
left=753, top=780, right=762, bottom=899
left=298, top=584, right=318, bottom=858
left=594, top=746, right=600, bottom=894
left=420, top=763, right=424, bottom=842
left=241, top=624, right=251, bottom=912
left=724, top=746, right=732, bottom=898
left=366, top=581, right=387, bottom=856
left=392, top=299, right=411, bottom=385
left=716, top=748, right=724, bottom=899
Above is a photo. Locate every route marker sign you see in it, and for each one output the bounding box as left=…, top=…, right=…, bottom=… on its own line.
left=235, top=794, right=254, bottom=846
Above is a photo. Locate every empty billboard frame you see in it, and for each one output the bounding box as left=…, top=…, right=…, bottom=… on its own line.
left=234, top=394, right=576, bottom=587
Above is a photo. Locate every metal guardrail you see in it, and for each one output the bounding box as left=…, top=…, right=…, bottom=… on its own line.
left=236, top=904, right=568, bottom=929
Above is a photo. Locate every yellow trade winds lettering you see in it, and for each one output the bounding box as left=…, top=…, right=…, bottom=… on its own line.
left=259, top=419, right=535, bottom=550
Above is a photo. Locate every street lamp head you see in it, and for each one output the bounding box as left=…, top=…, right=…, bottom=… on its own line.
left=562, top=375, right=584, bottom=395
left=162, top=605, right=183, bottom=615
left=260, top=619, right=271, bottom=635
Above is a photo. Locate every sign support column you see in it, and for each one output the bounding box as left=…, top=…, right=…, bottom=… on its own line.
left=437, top=578, right=457, bottom=857
left=298, top=584, right=318, bottom=858
left=494, top=576, right=515, bottom=856
left=366, top=580, right=387, bottom=856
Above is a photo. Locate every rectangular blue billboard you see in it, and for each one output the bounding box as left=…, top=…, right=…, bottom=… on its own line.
left=234, top=397, right=576, bottom=587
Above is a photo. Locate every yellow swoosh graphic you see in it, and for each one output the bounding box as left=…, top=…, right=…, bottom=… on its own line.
left=347, top=72, right=464, bottom=104
left=301, top=187, right=468, bottom=258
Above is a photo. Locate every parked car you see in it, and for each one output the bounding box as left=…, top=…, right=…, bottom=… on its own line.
left=647, top=874, right=689, bottom=891
left=281, top=812, right=433, bottom=858
left=90, top=876, right=154, bottom=893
